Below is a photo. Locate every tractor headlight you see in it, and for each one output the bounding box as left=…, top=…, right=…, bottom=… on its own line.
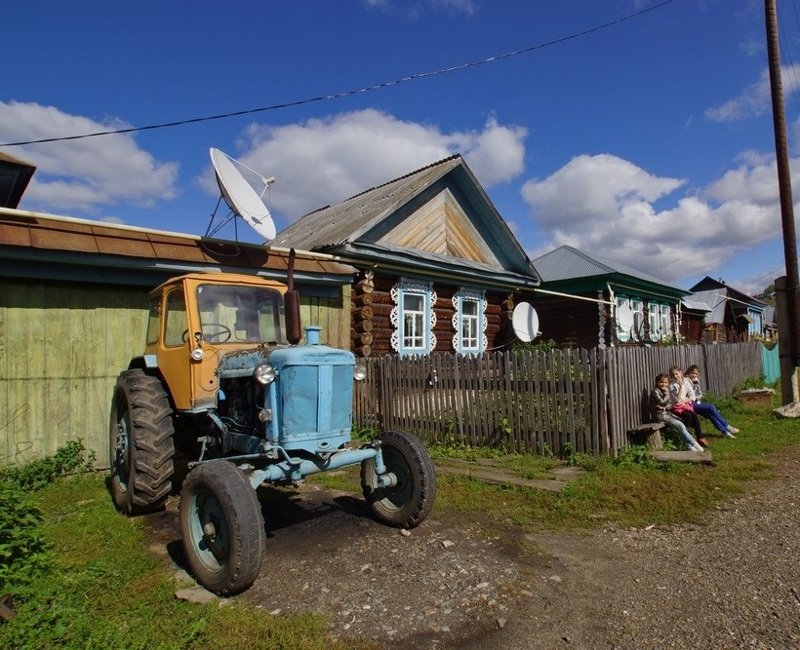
left=353, top=361, right=367, bottom=381
left=253, top=364, right=276, bottom=385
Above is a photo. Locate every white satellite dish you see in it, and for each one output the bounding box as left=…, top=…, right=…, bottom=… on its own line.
left=616, top=303, right=634, bottom=331
left=208, top=147, right=276, bottom=241
left=512, top=302, right=540, bottom=343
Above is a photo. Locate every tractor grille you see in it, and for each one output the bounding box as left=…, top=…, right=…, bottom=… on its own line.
left=280, top=364, right=353, bottom=450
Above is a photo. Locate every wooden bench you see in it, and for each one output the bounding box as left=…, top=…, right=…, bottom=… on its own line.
left=627, top=422, right=664, bottom=449
left=626, top=388, right=665, bottom=449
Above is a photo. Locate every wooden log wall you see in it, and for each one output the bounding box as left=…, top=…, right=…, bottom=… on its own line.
left=356, top=272, right=516, bottom=355
left=533, top=292, right=605, bottom=348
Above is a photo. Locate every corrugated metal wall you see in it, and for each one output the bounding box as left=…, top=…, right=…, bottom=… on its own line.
left=1, top=278, right=350, bottom=468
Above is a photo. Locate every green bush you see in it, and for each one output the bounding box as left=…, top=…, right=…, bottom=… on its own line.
left=0, top=440, right=95, bottom=491
left=0, top=441, right=94, bottom=601
left=0, top=479, right=52, bottom=599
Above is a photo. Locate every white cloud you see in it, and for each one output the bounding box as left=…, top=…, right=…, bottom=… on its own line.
left=431, top=0, right=477, bottom=15
left=520, top=153, right=786, bottom=284
left=705, top=65, right=800, bottom=123
left=0, top=101, right=178, bottom=214
left=362, top=0, right=476, bottom=14
left=209, top=109, right=526, bottom=220
left=521, top=154, right=684, bottom=229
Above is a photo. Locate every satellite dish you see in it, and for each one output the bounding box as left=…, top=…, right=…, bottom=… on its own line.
left=208, top=147, right=276, bottom=241
left=616, top=303, right=634, bottom=331
left=512, top=302, right=540, bottom=343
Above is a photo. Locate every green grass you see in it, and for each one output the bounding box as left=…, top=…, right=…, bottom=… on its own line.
left=0, top=474, right=372, bottom=650
left=3, top=401, right=798, bottom=648
left=432, top=405, right=800, bottom=531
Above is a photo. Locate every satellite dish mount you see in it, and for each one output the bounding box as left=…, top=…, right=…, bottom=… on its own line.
left=207, top=148, right=276, bottom=242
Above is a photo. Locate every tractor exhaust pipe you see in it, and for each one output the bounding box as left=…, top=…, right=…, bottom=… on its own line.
left=285, top=248, right=302, bottom=344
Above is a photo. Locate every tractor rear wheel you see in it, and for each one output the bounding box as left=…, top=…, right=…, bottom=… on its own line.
left=109, top=369, right=175, bottom=515
left=180, top=461, right=265, bottom=595
left=361, top=430, right=437, bottom=528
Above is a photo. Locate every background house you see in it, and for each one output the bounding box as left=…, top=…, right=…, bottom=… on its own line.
left=531, top=245, right=689, bottom=348
left=272, top=155, right=541, bottom=357
left=678, top=296, right=712, bottom=343
left=688, top=276, right=768, bottom=342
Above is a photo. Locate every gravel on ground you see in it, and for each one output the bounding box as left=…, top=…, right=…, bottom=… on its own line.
left=150, top=448, right=800, bottom=649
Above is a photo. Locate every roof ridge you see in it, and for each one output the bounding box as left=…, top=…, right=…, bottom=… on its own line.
left=335, top=153, right=462, bottom=205
left=294, top=154, right=462, bottom=221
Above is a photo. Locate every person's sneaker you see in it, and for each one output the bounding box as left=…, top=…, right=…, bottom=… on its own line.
left=728, top=426, right=740, bottom=435
left=691, top=444, right=704, bottom=452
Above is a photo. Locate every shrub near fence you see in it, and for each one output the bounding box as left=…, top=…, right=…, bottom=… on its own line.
left=353, top=342, right=762, bottom=456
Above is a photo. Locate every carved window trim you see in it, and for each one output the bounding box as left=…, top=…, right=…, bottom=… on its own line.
left=390, top=279, right=437, bottom=355
left=451, top=288, right=487, bottom=354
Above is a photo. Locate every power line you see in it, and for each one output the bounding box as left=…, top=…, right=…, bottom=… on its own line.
left=0, top=0, right=676, bottom=148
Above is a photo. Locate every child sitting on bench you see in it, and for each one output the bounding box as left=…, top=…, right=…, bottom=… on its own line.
left=650, top=373, right=704, bottom=452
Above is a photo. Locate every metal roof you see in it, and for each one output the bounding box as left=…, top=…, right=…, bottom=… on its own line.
left=533, top=245, right=685, bottom=292
left=273, top=156, right=464, bottom=250
left=680, top=296, right=712, bottom=313
left=688, top=286, right=766, bottom=324
left=689, top=276, right=768, bottom=308
left=0, top=207, right=355, bottom=287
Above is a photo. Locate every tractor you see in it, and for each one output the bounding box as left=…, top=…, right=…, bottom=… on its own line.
left=109, top=251, right=437, bottom=595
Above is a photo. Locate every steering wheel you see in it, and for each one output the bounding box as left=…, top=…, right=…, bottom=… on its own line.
left=201, top=323, right=232, bottom=343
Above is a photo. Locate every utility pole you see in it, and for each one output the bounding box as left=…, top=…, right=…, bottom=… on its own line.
left=765, top=0, right=800, bottom=404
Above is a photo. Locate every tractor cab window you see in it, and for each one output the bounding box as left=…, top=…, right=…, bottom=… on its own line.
left=196, top=284, right=288, bottom=344
left=164, top=288, right=188, bottom=347
left=146, top=294, right=162, bottom=345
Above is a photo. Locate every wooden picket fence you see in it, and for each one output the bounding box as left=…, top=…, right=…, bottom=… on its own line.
left=353, top=342, right=763, bottom=456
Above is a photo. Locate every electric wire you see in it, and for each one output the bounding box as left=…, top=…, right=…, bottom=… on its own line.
left=0, top=0, right=676, bottom=147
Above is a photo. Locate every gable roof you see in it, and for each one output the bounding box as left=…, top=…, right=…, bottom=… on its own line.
left=533, top=245, right=687, bottom=299
left=272, top=155, right=540, bottom=290
left=689, top=276, right=767, bottom=310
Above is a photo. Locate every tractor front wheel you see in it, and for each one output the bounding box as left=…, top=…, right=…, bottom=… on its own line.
left=179, top=461, right=265, bottom=595
left=109, top=369, right=175, bottom=514
left=361, top=430, right=437, bottom=528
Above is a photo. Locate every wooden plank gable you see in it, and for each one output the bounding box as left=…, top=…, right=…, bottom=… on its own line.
left=375, top=188, right=501, bottom=268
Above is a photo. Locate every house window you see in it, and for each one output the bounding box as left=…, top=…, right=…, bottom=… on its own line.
left=616, top=297, right=644, bottom=342
left=451, top=289, right=487, bottom=354
left=748, top=309, right=763, bottom=337
left=390, top=280, right=437, bottom=355
left=648, top=302, right=671, bottom=341
left=660, top=305, right=671, bottom=339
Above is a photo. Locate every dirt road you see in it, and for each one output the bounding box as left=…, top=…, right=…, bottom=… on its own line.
left=146, top=449, right=800, bottom=649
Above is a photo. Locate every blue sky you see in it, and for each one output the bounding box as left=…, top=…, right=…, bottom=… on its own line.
left=1, top=0, right=796, bottom=295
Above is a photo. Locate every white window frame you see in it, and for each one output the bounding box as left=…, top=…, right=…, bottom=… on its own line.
left=748, top=309, right=763, bottom=337
left=616, top=296, right=644, bottom=342
left=451, top=289, right=487, bottom=354
left=660, top=304, right=671, bottom=340
left=390, top=280, right=437, bottom=355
